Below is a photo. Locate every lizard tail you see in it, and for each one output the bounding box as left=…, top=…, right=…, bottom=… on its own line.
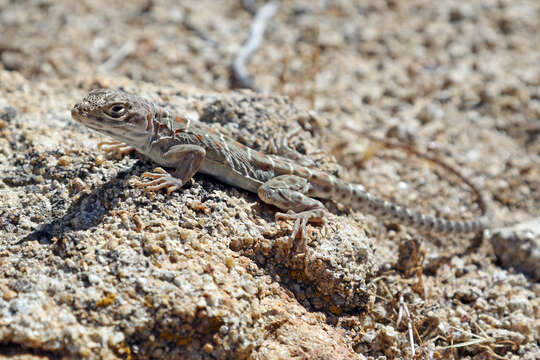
left=336, top=181, right=490, bottom=234
left=331, top=131, right=492, bottom=234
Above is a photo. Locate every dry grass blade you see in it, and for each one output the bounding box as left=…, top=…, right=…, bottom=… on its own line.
left=436, top=325, right=509, bottom=359
left=396, top=293, right=415, bottom=357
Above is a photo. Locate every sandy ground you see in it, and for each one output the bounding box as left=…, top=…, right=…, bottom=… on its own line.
left=0, top=0, right=538, bottom=359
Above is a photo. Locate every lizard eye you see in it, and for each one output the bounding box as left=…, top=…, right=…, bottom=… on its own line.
left=106, top=103, right=127, bottom=118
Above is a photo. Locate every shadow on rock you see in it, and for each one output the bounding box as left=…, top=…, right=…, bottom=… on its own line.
left=17, top=168, right=134, bottom=246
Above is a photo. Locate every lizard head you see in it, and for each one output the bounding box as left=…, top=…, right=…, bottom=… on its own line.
left=71, top=88, right=156, bottom=145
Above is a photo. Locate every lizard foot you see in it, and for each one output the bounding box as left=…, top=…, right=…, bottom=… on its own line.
left=275, top=209, right=326, bottom=240
left=98, top=141, right=135, bottom=159
left=263, top=127, right=318, bottom=167
left=134, top=167, right=183, bottom=195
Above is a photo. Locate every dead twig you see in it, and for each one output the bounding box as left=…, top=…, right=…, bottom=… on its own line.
left=437, top=325, right=509, bottom=360
left=231, top=1, right=278, bottom=92
left=98, top=40, right=136, bottom=73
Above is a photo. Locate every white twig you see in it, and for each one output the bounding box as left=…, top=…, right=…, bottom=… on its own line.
left=232, top=2, right=278, bottom=92
left=99, top=40, right=136, bottom=73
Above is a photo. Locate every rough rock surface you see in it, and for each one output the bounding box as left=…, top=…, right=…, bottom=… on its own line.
left=490, top=218, right=540, bottom=281
left=0, top=0, right=538, bottom=359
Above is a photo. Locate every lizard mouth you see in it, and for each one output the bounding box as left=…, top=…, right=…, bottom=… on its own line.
left=71, top=103, right=94, bottom=124
left=71, top=108, right=98, bottom=130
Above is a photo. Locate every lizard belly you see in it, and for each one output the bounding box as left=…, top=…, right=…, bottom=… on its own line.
left=199, top=159, right=262, bottom=193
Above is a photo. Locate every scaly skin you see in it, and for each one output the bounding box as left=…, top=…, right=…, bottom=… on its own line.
left=71, top=89, right=490, bottom=239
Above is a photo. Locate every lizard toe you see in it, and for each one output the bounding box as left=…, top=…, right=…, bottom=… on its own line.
left=134, top=169, right=183, bottom=195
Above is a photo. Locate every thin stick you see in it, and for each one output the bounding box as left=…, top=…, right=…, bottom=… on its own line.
left=231, top=2, right=278, bottom=92
left=99, top=40, right=136, bottom=73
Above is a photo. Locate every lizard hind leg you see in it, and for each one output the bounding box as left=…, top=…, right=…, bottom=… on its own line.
left=257, top=175, right=326, bottom=239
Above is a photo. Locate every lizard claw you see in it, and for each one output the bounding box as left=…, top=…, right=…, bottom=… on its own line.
left=276, top=210, right=326, bottom=240
left=134, top=167, right=183, bottom=195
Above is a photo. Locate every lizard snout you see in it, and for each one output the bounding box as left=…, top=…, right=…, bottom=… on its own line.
left=71, top=103, right=87, bottom=123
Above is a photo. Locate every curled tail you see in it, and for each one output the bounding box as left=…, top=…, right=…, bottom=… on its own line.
left=330, top=130, right=492, bottom=233
left=335, top=180, right=490, bottom=234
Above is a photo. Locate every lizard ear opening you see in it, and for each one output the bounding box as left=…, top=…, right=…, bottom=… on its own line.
left=106, top=103, right=127, bottom=118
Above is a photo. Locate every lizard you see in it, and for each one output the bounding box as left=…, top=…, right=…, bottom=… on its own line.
left=71, top=88, right=491, bottom=239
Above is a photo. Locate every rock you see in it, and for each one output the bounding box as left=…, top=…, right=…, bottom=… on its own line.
left=490, top=218, right=540, bottom=281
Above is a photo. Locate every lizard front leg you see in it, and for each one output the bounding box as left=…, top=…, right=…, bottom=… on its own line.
left=257, top=175, right=326, bottom=239
left=97, top=141, right=135, bottom=159
left=134, top=144, right=206, bottom=195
